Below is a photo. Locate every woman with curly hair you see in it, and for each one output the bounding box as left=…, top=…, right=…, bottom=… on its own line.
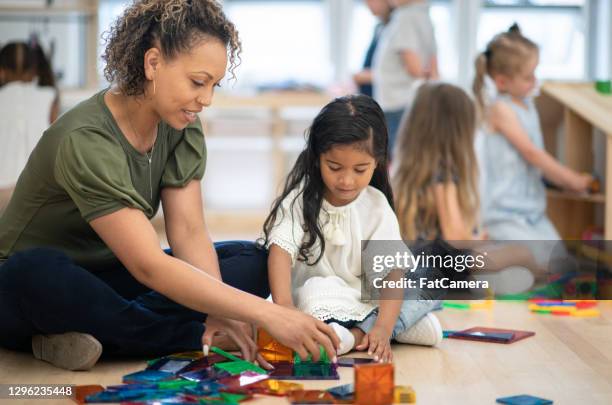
left=0, top=0, right=338, bottom=371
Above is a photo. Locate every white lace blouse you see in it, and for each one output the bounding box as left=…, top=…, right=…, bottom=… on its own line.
left=267, top=185, right=405, bottom=322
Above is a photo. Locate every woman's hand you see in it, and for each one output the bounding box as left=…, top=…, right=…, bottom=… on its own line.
left=355, top=324, right=393, bottom=363
left=260, top=305, right=340, bottom=363
left=201, top=315, right=273, bottom=369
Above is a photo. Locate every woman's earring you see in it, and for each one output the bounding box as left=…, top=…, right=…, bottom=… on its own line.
left=153, top=79, right=156, bottom=96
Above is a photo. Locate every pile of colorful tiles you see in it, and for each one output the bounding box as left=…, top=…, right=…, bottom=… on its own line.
left=74, top=328, right=416, bottom=404
left=528, top=299, right=599, bottom=317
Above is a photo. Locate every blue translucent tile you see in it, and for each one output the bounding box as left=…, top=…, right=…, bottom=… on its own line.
left=122, top=370, right=176, bottom=384
left=327, top=383, right=354, bottom=400
left=183, top=381, right=227, bottom=396
left=85, top=389, right=150, bottom=403
left=106, top=383, right=158, bottom=391
left=496, top=395, right=553, bottom=405
left=146, top=357, right=193, bottom=374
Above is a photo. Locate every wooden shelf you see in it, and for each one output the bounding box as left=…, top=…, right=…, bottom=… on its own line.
left=540, top=82, right=612, bottom=136
left=538, top=81, right=612, bottom=240
left=547, top=189, right=605, bottom=204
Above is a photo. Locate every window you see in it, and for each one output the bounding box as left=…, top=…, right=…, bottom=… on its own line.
left=97, top=0, right=131, bottom=87
left=478, top=0, right=586, bottom=79
left=96, top=0, right=591, bottom=88
left=0, top=11, right=88, bottom=87
left=223, top=0, right=331, bottom=89
left=349, top=0, right=456, bottom=82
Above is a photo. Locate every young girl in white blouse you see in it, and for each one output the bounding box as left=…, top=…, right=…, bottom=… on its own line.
left=262, top=95, right=442, bottom=364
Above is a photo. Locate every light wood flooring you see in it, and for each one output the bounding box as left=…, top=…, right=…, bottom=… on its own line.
left=1, top=301, right=611, bottom=405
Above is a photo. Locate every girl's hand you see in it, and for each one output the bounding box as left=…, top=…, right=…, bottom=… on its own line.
left=355, top=324, right=393, bottom=363
left=260, top=305, right=340, bottom=362
left=568, top=173, right=594, bottom=194
left=202, top=315, right=273, bottom=370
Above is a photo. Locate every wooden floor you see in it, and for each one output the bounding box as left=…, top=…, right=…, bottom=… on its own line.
left=1, top=301, right=611, bottom=405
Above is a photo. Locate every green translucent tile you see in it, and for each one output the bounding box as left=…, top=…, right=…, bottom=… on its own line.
left=293, top=362, right=335, bottom=378
left=209, top=346, right=267, bottom=374
left=156, top=379, right=198, bottom=390
left=214, top=361, right=267, bottom=375
left=293, top=345, right=330, bottom=364
left=220, top=392, right=249, bottom=404
left=442, top=302, right=471, bottom=310
left=198, top=397, right=229, bottom=405
left=210, top=346, right=242, bottom=362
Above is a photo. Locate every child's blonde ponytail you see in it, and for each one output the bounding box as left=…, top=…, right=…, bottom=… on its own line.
left=471, top=23, right=538, bottom=120
left=472, top=52, right=488, bottom=120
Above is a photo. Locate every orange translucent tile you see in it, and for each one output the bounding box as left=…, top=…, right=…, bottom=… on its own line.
left=257, top=327, right=294, bottom=363
left=72, top=385, right=104, bottom=404
left=248, top=379, right=304, bottom=396
left=289, top=389, right=335, bottom=404
left=354, top=363, right=394, bottom=405
left=394, top=385, right=416, bottom=403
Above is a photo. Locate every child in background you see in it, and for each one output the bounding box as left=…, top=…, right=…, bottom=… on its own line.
left=263, top=95, right=443, bottom=363
left=393, top=83, right=479, bottom=241
left=372, top=0, right=438, bottom=155
left=473, top=24, right=592, bottom=244
left=0, top=41, right=58, bottom=212
left=393, top=82, right=543, bottom=295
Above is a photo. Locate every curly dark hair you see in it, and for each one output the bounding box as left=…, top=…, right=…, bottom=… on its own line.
left=262, top=95, right=394, bottom=265
left=102, top=0, right=241, bottom=96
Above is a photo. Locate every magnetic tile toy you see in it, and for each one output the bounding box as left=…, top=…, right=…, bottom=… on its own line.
left=289, top=389, right=336, bottom=404
left=354, top=363, right=394, bottom=404
left=122, top=370, right=176, bottom=384
left=257, top=327, right=294, bottom=363
left=496, top=394, right=553, bottom=405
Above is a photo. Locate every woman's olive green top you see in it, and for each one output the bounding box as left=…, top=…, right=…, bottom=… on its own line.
left=0, top=89, right=206, bottom=269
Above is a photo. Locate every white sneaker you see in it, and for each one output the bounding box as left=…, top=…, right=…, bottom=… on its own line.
left=394, top=312, right=443, bottom=347
left=329, top=322, right=355, bottom=355
left=32, top=332, right=102, bottom=371
left=472, top=266, right=535, bottom=296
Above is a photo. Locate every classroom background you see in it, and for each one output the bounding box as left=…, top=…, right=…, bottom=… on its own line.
left=1, top=0, right=610, bottom=242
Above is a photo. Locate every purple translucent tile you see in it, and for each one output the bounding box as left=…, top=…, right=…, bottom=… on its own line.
left=268, top=362, right=339, bottom=380
left=178, top=366, right=229, bottom=382
left=178, top=354, right=226, bottom=373
left=217, top=371, right=269, bottom=389
left=336, top=357, right=375, bottom=367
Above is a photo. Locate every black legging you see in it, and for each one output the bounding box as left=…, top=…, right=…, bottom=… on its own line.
left=0, top=241, right=269, bottom=356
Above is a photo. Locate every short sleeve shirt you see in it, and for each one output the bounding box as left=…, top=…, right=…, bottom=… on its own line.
left=266, top=186, right=411, bottom=322
left=373, top=3, right=437, bottom=111
left=0, top=89, right=206, bottom=269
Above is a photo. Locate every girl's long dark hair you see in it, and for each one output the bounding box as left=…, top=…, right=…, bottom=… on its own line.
left=263, top=94, right=393, bottom=264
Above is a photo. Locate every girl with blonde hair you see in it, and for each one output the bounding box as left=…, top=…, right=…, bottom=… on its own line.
left=473, top=24, right=591, bottom=244
left=393, top=82, right=479, bottom=241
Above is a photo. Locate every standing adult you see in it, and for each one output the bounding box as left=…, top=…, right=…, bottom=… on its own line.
left=352, top=0, right=393, bottom=98
left=373, top=0, right=438, bottom=155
